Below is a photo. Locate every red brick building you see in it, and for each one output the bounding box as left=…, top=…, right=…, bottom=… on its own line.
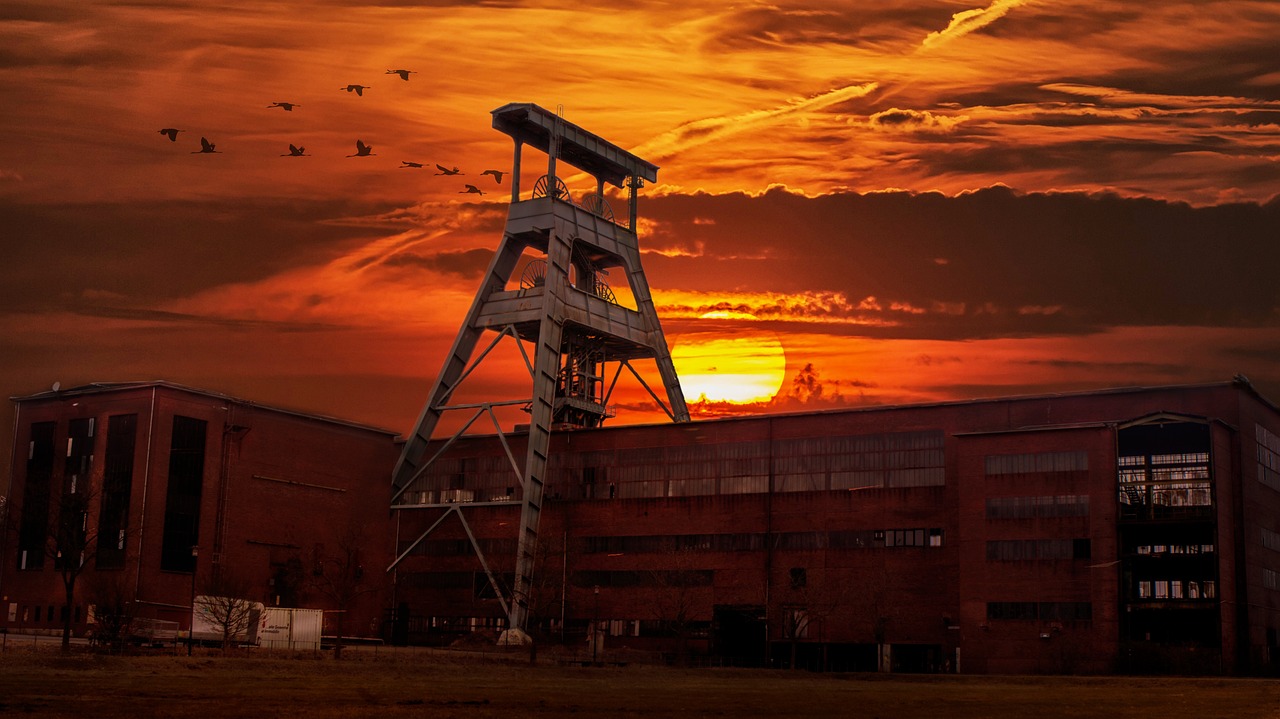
left=390, top=377, right=1280, bottom=674
left=5, top=377, right=1280, bottom=674
left=0, top=382, right=398, bottom=643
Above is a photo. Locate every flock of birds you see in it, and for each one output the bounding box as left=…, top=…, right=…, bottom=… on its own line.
left=156, top=69, right=502, bottom=196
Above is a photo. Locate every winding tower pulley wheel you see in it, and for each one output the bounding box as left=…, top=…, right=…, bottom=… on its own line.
left=532, top=174, right=570, bottom=201
left=520, top=260, right=548, bottom=289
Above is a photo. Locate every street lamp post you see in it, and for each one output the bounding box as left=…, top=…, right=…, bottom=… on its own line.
left=188, top=546, right=199, bottom=656
left=591, top=585, right=600, bottom=665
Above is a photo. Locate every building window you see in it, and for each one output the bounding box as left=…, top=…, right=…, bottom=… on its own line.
left=789, top=567, right=807, bottom=589
left=1264, top=528, right=1280, bottom=554
left=1135, top=577, right=1215, bottom=600
left=160, top=416, right=207, bottom=572
left=985, top=495, right=1089, bottom=519
left=17, top=422, right=56, bottom=571
left=783, top=608, right=810, bottom=639
left=1259, top=425, right=1280, bottom=492
left=96, top=414, right=137, bottom=569
left=985, top=451, right=1088, bottom=476
left=887, top=529, right=926, bottom=547
left=1120, top=421, right=1213, bottom=518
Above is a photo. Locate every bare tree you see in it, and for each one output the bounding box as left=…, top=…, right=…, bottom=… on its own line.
left=776, top=567, right=850, bottom=670
left=195, top=572, right=259, bottom=654
left=309, top=523, right=380, bottom=659
left=646, top=548, right=708, bottom=665
left=85, top=571, right=135, bottom=653
left=44, top=477, right=100, bottom=653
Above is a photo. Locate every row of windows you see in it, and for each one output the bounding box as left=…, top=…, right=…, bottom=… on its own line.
left=579, top=534, right=756, bottom=554
left=985, top=495, right=1089, bottom=519
left=985, top=451, right=1088, bottom=476
left=986, top=539, right=1091, bottom=561
left=398, top=469, right=949, bottom=504
left=1135, top=579, right=1216, bottom=599
left=1118, top=483, right=1213, bottom=508
left=1119, top=467, right=1211, bottom=484
left=1133, top=543, right=1215, bottom=556
left=418, top=614, right=706, bottom=639
left=408, top=430, right=947, bottom=500
left=6, top=603, right=83, bottom=624
left=396, top=569, right=715, bottom=594
left=987, top=602, right=1092, bottom=621
left=405, top=529, right=947, bottom=558
left=1119, top=452, right=1209, bottom=467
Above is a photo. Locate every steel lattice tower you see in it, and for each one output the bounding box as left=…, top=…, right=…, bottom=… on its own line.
left=390, top=103, right=689, bottom=635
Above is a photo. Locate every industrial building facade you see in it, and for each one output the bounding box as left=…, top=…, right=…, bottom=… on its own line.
left=4, top=378, right=1280, bottom=674
left=0, top=382, right=398, bottom=644
left=390, top=378, right=1280, bottom=674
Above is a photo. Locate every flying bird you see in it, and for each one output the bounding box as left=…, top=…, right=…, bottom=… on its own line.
left=281, top=144, right=308, bottom=157
left=158, top=128, right=183, bottom=142
left=480, top=169, right=506, bottom=184
left=386, top=69, right=416, bottom=81
left=268, top=102, right=300, bottom=111
left=347, top=139, right=375, bottom=157
left=435, top=164, right=462, bottom=175
left=461, top=184, right=484, bottom=195
left=400, top=161, right=424, bottom=168
left=192, top=136, right=219, bottom=153
left=341, top=84, right=370, bottom=96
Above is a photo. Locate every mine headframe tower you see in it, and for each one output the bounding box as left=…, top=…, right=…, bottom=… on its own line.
left=390, top=103, right=689, bottom=634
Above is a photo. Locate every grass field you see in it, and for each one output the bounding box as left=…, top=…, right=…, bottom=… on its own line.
left=2, top=647, right=1279, bottom=718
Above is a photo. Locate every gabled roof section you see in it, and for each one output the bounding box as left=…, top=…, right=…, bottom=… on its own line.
left=1117, top=411, right=1213, bottom=429
left=491, top=102, right=658, bottom=187
left=11, top=380, right=398, bottom=436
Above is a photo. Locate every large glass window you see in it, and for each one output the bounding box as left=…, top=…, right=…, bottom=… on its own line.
left=160, top=416, right=206, bottom=572
left=96, top=414, right=137, bottom=569
left=17, top=422, right=56, bottom=570
left=54, top=418, right=95, bottom=571
left=1118, top=421, right=1213, bottom=518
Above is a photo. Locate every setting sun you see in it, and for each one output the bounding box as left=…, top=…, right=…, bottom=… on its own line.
left=671, top=312, right=787, bottom=404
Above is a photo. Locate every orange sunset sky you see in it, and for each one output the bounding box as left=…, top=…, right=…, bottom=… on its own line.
left=2, top=0, right=1280, bottom=481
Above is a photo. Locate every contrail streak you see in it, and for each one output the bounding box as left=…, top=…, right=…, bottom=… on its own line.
left=635, top=82, right=879, bottom=161
left=919, top=0, right=1034, bottom=50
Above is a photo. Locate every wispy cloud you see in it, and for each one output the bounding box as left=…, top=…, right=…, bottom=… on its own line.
left=919, top=0, right=1034, bottom=50
left=1042, top=83, right=1280, bottom=111
left=635, top=83, right=878, bottom=160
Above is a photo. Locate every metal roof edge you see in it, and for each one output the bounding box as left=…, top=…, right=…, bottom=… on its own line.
left=10, top=380, right=399, bottom=437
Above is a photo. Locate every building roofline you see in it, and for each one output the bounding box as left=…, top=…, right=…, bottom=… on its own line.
left=443, top=377, right=1271, bottom=444
left=706, top=376, right=1274, bottom=426
left=952, top=421, right=1114, bottom=437
left=9, top=380, right=399, bottom=437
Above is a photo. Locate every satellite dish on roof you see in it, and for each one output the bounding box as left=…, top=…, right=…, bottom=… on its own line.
left=52, top=381, right=61, bottom=392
